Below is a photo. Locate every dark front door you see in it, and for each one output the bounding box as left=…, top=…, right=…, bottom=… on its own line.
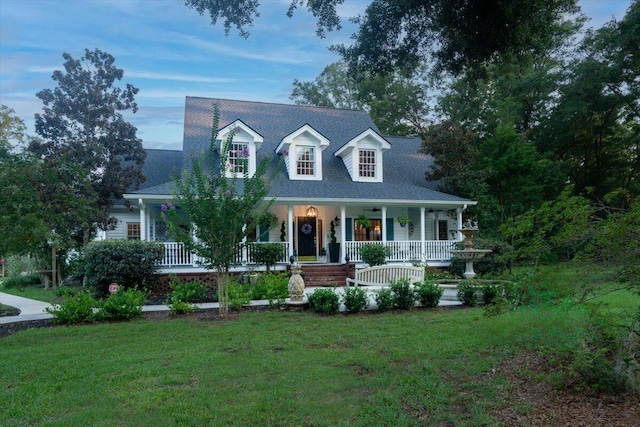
left=297, top=217, right=317, bottom=257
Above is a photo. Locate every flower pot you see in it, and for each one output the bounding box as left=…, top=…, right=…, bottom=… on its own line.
left=329, top=242, right=340, bottom=263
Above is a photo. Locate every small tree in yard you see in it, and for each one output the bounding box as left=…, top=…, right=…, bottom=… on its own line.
left=163, top=105, right=274, bottom=318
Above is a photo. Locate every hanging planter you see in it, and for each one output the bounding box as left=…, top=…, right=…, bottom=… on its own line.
left=397, top=216, right=411, bottom=228
left=258, top=212, right=278, bottom=230
left=357, top=214, right=370, bottom=229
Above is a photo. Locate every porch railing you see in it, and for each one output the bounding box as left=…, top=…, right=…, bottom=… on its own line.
left=344, top=240, right=458, bottom=263
left=160, top=241, right=290, bottom=268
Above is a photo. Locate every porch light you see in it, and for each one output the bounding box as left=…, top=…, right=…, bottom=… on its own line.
left=306, top=206, right=318, bottom=217
left=334, top=216, right=340, bottom=226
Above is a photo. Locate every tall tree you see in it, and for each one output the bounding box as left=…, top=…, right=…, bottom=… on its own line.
left=291, top=62, right=430, bottom=135
left=163, top=106, right=275, bottom=318
left=537, top=1, right=640, bottom=200
left=185, top=0, right=580, bottom=76
left=29, top=49, right=146, bottom=245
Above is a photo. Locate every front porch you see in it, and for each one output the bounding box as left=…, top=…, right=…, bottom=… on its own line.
left=158, top=239, right=458, bottom=270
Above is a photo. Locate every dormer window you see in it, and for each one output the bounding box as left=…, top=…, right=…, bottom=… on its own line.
left=276, top=124, right=330, bottom=181
left=217, top=120, right=263, bottom=178
left=296, top=146, right=316, bottom=176
left=359, top=149, right=376, bottom=178
left=228, top=142, right=249, bottom=174
left=334, top=128, right=391, bottom=183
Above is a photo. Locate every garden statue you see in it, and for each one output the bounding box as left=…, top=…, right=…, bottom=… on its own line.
left=287, top=262, right=305, bottom=302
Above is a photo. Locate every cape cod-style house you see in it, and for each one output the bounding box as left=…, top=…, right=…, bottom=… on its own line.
left=107, top=97, right=476, bottom=274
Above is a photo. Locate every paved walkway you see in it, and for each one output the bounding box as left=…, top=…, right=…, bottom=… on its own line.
left=1, top=287, right=461, bottom=325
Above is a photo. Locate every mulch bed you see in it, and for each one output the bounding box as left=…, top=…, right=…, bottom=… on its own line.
left=491, top=352, right=640, bottom=427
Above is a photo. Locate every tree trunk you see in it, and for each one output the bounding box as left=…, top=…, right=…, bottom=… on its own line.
left=217, top=271, right=229, bottom=318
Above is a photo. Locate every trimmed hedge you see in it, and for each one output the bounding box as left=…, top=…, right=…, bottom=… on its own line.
left=83, top=240, right=164, bottom=296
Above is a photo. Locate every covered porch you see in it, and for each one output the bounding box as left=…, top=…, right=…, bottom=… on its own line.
left=120, top=197, right=473, bottom=271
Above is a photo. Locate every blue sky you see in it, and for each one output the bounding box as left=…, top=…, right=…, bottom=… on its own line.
left=0, top=0, right=632, bottom=150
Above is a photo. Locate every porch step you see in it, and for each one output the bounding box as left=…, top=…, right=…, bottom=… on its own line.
left=300, top=264, right=353, bottom=287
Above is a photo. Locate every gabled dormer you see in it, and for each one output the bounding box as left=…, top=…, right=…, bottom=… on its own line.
left=334, top=128, right=391, bottom=182
left=217, top=120, right=263, bottom=178
left=275, top=124, right=330, bottom=181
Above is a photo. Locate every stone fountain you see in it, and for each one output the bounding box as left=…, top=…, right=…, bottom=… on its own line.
left=286, top=260, right=308, bottom=310
left=450, top=219, right=492, bottom=279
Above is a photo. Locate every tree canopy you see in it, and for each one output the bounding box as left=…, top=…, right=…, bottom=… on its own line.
left=186, top=0, right=581, bottom=76
left=29, top=48, right=146, bottom=245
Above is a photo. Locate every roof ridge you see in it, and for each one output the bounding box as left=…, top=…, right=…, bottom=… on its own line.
left=186, top=95, right=367, bottom=114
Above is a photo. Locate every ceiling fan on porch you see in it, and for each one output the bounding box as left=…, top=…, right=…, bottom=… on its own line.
left=367, top=207, right=381, bottom=212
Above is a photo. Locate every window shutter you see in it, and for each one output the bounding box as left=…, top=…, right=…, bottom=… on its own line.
left=386, top=218, right=394, bottom=241
left=259, top=227, right=269, bottom=242
left=346, top=217, right=353, bottom=241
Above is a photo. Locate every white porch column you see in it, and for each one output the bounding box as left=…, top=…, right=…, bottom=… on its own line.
left=457, top=208, right=464, bottom=240
left=138, top=198, right=146, bottom=241
left=340, top=206, right=346, bottom=262
left=420, top=207, right=426, bottom=263
left=288, top=205, right=294, bottom=258
left=381, top=206, right=387, bottom=243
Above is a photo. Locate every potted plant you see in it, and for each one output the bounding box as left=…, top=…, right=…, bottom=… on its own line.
left=319, top=247, right=327, bottom=262
left=329, top=220, right=340, bottom=263
left=356, top=214, right=370, bottom=229
left=397, top=216, right=411, bottom=227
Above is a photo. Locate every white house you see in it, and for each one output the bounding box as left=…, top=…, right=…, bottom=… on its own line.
left=109, top=97, right=476, bottom=273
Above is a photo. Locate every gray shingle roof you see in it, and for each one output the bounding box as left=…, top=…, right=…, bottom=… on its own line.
left=131, top=97, right=472, bottom=206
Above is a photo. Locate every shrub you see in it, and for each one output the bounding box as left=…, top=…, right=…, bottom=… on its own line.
left=228, top=282, right=251, bottom=310
left=46, top=292, right=97, bottom=325
left=390, top=278, right=416, bottom=310
left=359, top=243, right=390, bottom=266
left=4, top=254, right=39, bottom=277
left=457, top=281, right=479, bottom=306
left=481, top=283, right=500, bottom=305
left=169, top=277, right=208, bottom=303
left=99, top=288, right=147, bottom=321
left=308, top=288, right=340, bottom=314
left=416, top=281, right=444, bottom=308
left=375, top=288, right=394, bottom=311
left=342, top=286, right=369, bottom=313
left=251, top=272, right=288, bottom=307
left=2, top=274, right=40, bottom=289
left=83, top=240, right=164, bottom=297
left=169, top=300, right=197, bottom=315
left=251, top=243, right=285, bottom=272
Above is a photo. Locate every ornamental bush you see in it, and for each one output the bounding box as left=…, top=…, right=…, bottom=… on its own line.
left=416, top=281, right=444, bottom=308
left=457, top=281, right=480, bottom=306
left=342, top=286, right=369, bottom=313
left=99, top=288, right=147, bottom=321
left=390, top=278, right=416, bottom=310
left=251, top=272, right=288, bottom=307
left=46, top=292, right=97, bottom=325
left=83, top=240, right=164, bottom=297
left=251, top=243, right=285, bottom=272
left=169, top=276, right=208, bottom=303
left=308, top=288, right=340, bottom=314
left=359, top=243, right=390, bottom=266
left=374, top=288, right=394, bottom=311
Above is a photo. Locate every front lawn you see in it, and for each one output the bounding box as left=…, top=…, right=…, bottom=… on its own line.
left=0, top=304, right=599, bottom=426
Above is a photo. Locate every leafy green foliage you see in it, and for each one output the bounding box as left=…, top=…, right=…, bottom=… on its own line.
left=415, top=282, right=444, bottom=308
left=228, top=282, right=251, bottom=310
left=251, top=243, right=284, bottom=272
left=341, top=287, right=369, bottom=313
left=2, top=274, right=40, bottom=289
left=168, top=277, right=209, bottom=303
left=83, top=240, right=164, bottom=297
left=480, top=284, right=500, bottom=305
left=390, top=278, right=416, bottom=310
left=250, top=272, right=288, bottom=307
left=359, top=243, right=389, bottom=266
left=99, top=288, right=147, bottom=321
left=457, top=282, right=479, bottom=307
left=374, top=288, right=394, bottom=312
left=29, top=49, right=145, bottom=245
left=169, top=300, right=197, bottom=315
left=163, top=104, right=275, bottom=318
left=307, top=288, right=340, bottom=315
left=46, top=292, right=97, bottom=325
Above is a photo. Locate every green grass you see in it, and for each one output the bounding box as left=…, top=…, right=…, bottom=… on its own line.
left=0, top=282, right=83, bottom=305
left=0, top=305, right=595, bottom=427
